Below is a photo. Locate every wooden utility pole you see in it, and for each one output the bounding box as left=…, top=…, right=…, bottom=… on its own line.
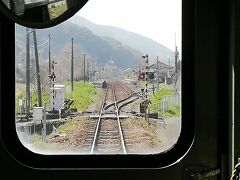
left=26, top=28, right=31, bottom=116
left=157, top=56, right=160, bottom=90
left=83, top=53, right=86, bottom=83
left=99, top=64, right=101, bottom=80
left=48, top=34, right=51, bottom=75
left=175, top=33, right=179, bottom=74
left=87, top=58, right=90, bottom=81
left=33, top=29, right=42, bottom=107
left=71, top=38, right=74, bottom=91
left=175, top=46, right=179, bottom=74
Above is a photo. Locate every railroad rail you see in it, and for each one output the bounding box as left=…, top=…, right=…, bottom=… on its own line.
left=89, top=82, right=127, bottom=154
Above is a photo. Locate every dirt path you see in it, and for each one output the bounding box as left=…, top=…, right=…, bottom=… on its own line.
left=150, top=117, right=181, bottom=153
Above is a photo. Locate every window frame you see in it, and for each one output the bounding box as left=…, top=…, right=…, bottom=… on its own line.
left=0, top=0, right=195, bottom=169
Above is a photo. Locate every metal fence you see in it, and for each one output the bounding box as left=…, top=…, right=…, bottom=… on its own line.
left=157, top=95, right=181, bottom=115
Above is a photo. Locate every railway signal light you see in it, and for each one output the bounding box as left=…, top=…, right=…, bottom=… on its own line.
left=138, top=72, right=145, bottom=80
left=148, top=72, right=155, bottom=80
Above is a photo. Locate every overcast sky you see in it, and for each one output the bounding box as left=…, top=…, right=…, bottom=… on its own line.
left=77, top=0, right=181, bottom=52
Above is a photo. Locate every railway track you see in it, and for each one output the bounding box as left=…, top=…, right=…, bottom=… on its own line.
left=80, top=80, right=139, bottom=154
left=90, top=82, right=126, bottom=154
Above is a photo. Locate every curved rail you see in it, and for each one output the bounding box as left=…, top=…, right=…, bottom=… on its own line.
left=112, top=83, right=127, bottom=154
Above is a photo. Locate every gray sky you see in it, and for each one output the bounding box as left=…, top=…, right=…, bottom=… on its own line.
left=77, top=0, right=181, bottom=52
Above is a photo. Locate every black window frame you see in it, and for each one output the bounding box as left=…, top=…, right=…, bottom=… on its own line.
left=0, top=0, right=195, bottom=169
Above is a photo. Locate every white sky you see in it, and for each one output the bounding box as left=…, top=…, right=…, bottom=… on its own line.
left=77, top=0, right=182, bottom=52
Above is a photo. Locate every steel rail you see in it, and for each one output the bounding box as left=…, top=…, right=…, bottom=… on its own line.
left=117, top=81, right=135, bottom=95
left=90, top=86, right=108, bottom=154
left=112, top=83, right=127, bottom=154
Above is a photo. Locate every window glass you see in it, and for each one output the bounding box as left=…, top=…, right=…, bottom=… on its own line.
left=15, top=0, right=182, bottom=154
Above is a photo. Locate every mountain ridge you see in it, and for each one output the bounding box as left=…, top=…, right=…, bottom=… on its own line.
left=70, top=16, right=175, bottom=64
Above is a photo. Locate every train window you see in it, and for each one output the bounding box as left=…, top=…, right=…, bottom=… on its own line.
left=15, top=0, right=182, bottom=155
left=0, top=0, right=195, bottom=168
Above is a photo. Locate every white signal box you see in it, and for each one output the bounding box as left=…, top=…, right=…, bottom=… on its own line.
left=33, top=107, right=44, bottom=122
left=51, top=84, right=65, bottom=111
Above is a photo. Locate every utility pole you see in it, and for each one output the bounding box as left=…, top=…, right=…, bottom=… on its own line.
left=143, top=54, right=149, bottom=100
left=83, top=53, right=86, bottom=83
left=157, top=56, right=160, bottom=90
left=50, top=60, right=57, bottom=111
left=33, top=29, right=42, bottom=107
left=87, top=58, right=90, bottom=81
left=48, top=34, right=51, bottom=75
left=138, top=58, right=141, bottom=72
left=86, top=57, right=89, bottom=81
left=175, top=33, right=179, bottom=74
left=71, top=38, right=74, bottom=91
left=89, top=59, right=92, bottom=81
left=175, top=46, right=179, bottom=74
left=48, top=35, right=51, bottom=109
left=26, top=28, right=31, bottom=117
left=99, top=64, right=101, bottom=80
left=142, top=54, right=150, bottom=124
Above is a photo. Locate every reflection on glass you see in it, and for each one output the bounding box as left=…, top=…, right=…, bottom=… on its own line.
left=15, top=0, right=182, bottom=155
left=1, top=0, right=69, bottom=22
left=48, top=0, right=68, bottom=20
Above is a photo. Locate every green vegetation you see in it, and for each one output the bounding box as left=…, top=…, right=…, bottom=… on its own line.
left=31, top=134, right=60, bottom=150
left=16, top=82, right=98, bottom=113
left=64, top=82, right=97, bottom=111
left=149, top=85, right=174, bottom=111
left=133, top=118, right=156, bottom=130
left=57, top=119, right=88, bottom=134
left=164, top=106, right=180, bottom=117
left=16, top=89, right=50, bottom=113
left=149, top=85, right=180, bottom=117
left=132, top=118, right=160, bottom=145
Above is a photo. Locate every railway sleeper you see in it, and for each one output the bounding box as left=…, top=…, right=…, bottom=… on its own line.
left=100, top=130, right=118, bottom=133
left=98, top=140, right=120, bottom=144
left=98, top=135, right=119, bottom=139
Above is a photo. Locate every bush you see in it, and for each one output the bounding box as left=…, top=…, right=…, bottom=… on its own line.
left=164, top=106, right=180, bottom=117
left=64, top=82, right=97, bottom=111
left=149, top=86, right=174, bottom=112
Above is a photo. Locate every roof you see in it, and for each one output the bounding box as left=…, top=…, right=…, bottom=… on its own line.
left=148, top=61, right=173, bottom=70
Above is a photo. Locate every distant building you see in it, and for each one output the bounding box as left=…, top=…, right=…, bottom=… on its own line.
left=148, top=61, right=174, bottom=84
left=122, top=68, right=138, bottom=84
left=123, top=68, right=136, bottom=80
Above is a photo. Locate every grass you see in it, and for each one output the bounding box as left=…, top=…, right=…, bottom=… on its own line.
left=16, top=81, right=98, bottom=113
left=133, top=118, right=156, bottom=131
left=31, top=134, right=60, bottom=150
left=164, top=106, right=180, bottom=117
left=132, top=118, right=160, bottom=146
left=149, top=85, right=174, bottom=112
left=57, top=119, right=88, bottom=134
left=16, top=89, right=50, bottom=113
left=149, top=84, right=180, bottom=117
left=64, top=82, right=97, bottom=111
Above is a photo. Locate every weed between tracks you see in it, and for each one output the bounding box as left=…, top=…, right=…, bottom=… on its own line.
left=30, top=118, right=92, bottom=152
left=49, top=118, right=91, bottom=147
